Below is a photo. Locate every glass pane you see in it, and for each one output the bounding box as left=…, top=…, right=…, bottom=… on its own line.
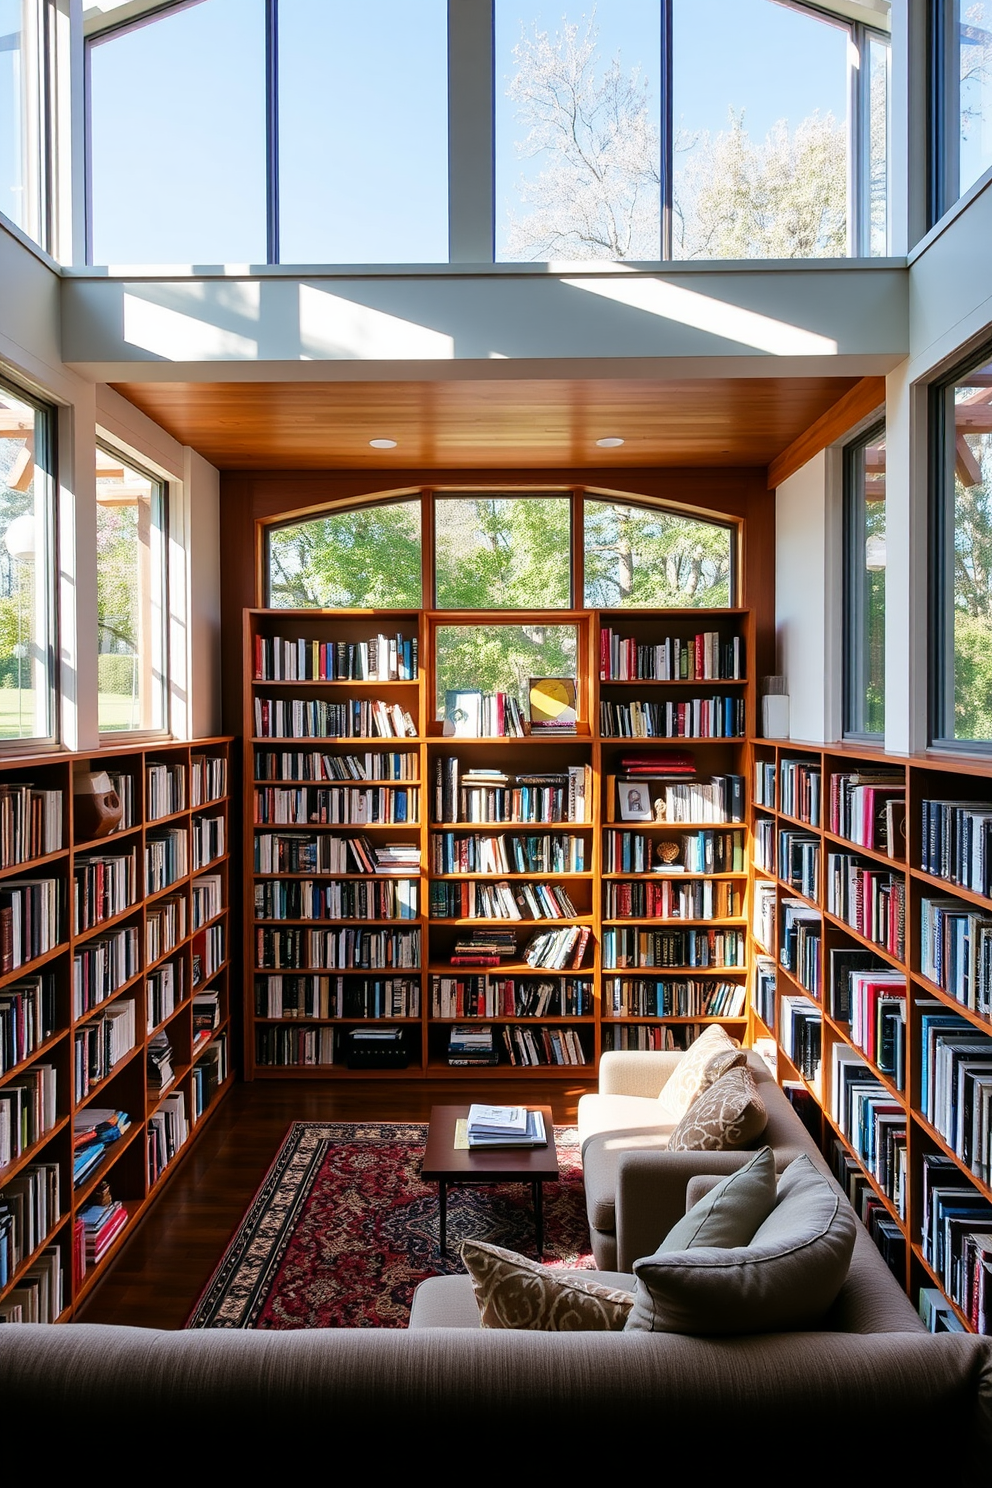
left=0, top=0, right=45, bottom=247
left=847, top=433, right=886, bottom=736
left=434, top=623, right=578, bottom=723
left=267, top=500, right=422, bottom=609
left=672, top=0, right=849, bottom=259
left=96, top=449, right=166, bottom=733
left=88, top=0, right=266, bottom=264
left=868, top=36, right=889, bottom=257
left=495, top=2, right=661, bottom=262
left=279, top=0, right=447, bottom=264
left=584, top=499, right=733, bottom=607
left=950, top=360, right=992, bottom=741
left=435, top=495, right=572, bottom=609
left=0, top=384, right=53, bottom=740
left=958, top=1, right=992, bottom=199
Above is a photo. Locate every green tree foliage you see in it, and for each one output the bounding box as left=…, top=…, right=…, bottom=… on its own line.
left=435, top=496, right=570, bottom=609
left=954, top=611, right=992, bottom=740
left=268, top=501, right=422, bottom=609
left=96, top=503, right=139, bottom=667
left=584, top=499, right=732, bottom=608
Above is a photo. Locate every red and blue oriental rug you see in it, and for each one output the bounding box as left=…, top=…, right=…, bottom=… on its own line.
left=187, top=1120, right=592, bottom=1329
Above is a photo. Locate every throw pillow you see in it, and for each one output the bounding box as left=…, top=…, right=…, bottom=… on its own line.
left=658, top=1146, right=777, bottom=1252
left=668, top=1065, right=767, bottom=1152
left=625, top=1154, right=857, bottom=1335
left=460, top=1240, right=633, bottom=1331
left=656, top=1024, right=746, bottom=1122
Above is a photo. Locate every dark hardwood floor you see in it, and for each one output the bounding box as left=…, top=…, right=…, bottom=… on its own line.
left=75, top=1077, right=593, bottom=1329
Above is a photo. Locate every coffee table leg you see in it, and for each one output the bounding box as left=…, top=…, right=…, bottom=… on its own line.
left=439, top=1181, right=447, bottom=1257
left=533, top=1180, right=544, bottom=1260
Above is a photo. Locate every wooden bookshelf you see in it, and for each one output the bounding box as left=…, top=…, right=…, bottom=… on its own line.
left=244, top=606, right=753, bottom=1081
left=748, top=737, right=992, bottom=1335
left=0, top=737, right=233, bottom=1322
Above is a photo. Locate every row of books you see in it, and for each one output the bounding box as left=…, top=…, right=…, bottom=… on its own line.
left=521, top=924, right=592, bottom=971
left=754, top=760, right=776, bottom=809
left=919, top=896, right=992, bottom=1016
left=256, top=1024, right=335, bottom=1066
left=779, top=899, right=821, bottom=996
left=253, top=696, right=417, bottom=740
left=611, top=775, right=745, bottom=825
left=0, top=878, right=59, bottom=975
left=602, top=926, right=746, bottom=969
left=255, top=925, right=422, bottom=970
left=428, top=878, right=577, bottom=922
left=921, top=1153, right=992, bottom=1328
left=255, top=975, right=420, bottom=1019
left=602, top=828, right=744, bottom=874
left=253, top=831, right=420, bottom=874
left=0, top=1063, right=57, bottom=1170
left=0, top=1244, right=62, bottom=1321
left=74, top=851, right=136, bottom=933
left=752, top=883, right=776, bottom=952
left=192, top=1035, right=227, bottom=1117
left=604, top=877, right=741, bottom=922
left=146, top=762, right=185, bottom=820
left=253, top=749, right=418, bottom=783
left=73, top=998, right=135, bottom=1099
left=145, top=897, right=184, bottom=965
left=604, top=1023, right=711, bottom=1051
left=191, top=873, right=223, bottom=928
left=752, top=955, right=776, bottom=1030
left=920, top=796, right=992, bottom=895
left=832, top=1143, right=906, bottom=1270
left=430, top=831, right=586, bottom=876
left=0, top=973, right=54, bottom=1077
left=0, top=784, right=62, bottom=868
left=146, top=960, right=182, bottom=1031
left=254, top=632, right=418, bottom=682
left=72, top=1107, right=130, bottom=1188
left=145, top=827, right=188, bottom=894
left=431, top=975, right=591, bottom=1018
left=599, top=696, right=745, bottom=739
left=919, top=1003, right=992, bottom=1184
left=604, top=977, right=746, bottom=1017
left=147, top=1031, right=174, bottom=1094
left=0, top=1159, right=59, bottom=1288
left=779, top=993, right=822, bottom=1085
left=147, top=1091, right=188, bottom=1186
left=191, top=753, right=228, bottom=807
left=501, top=1024, right=589, bottom=1066
left=253, top=877, right=419, bottom=922
left=778, top=759, right=821, bottom=825
left=829, top=770, right=905, bottom=855
left=753, top=817, right=773, bottom=872
left=191, top=813, right=224, bottom=869
left=191, top=924, right=224, bottom=986
left=254, top=785, right=418, bottom=828
left=778, top=829, right=820, bottom=900
left=433, top=759, right=592, bottom=825
left=825, top=852, right=906, bottom=960
left=599, top=628, right=744, bottom=682
left=832, top=1046, right=906, bottom=1217
left=443, top=689, right=528, bottom=738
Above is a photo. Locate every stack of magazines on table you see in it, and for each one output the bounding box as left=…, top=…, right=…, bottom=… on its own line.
left=466, top=1103, right=547, bottom=1147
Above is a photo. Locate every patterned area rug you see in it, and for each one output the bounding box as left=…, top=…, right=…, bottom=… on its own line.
left=187, top=1120, right=592, bottom=1329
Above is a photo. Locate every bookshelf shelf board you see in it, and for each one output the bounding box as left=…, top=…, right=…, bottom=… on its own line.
left=823, top=829, right=906, bottom=869
left=912, top=1110, right=992, bottom=1205
left=821, top=907, right=902, bottom=961
left=74, top=826, right=141, bottom=853
left=602, top=871, right=748, bottom=880
left=0, top=1027, right=69, bottom=1083
left=425, top=1060, right=593, bottom=1078
left=603, top=1014, right=747, bottom=1024
left=829, top=1123, right=908, bottom=1233
left=0, top=941, right=69, bottom=989
left=910, top=865, right=992, bottom=912
left=0, top=848, right=69, bottom=881
left=0, top=1116, right=70, bottom=1185
left=909, top=970, right=992, bottom=1036
left=0, top=1215, right=72, bottom=1307
left=74, top=903, right=141, bottom=941
left=144, top=805, right=191, bottom=828
left=602, top=915, right=748, bottom=928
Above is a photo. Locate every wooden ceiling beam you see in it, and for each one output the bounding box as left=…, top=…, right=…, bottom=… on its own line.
left=766, top=376, right=886, bottom=490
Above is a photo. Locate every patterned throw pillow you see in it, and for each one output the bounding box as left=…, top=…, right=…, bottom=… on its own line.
left=668, top=1065, right=767, bottom=1152
left=656, top=1024, right=747, bottom=1123
left=460, top=1240, right=633, bottom=1330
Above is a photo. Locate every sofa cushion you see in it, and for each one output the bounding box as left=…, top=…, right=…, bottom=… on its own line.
left=659, top=1146, right=777, bottom=1252
left=668, top=1065, right=767, bottom=1151
left=461, top=1240, right=634, bottom=1330
left=625, top=1154, right=857, bottom=1335
left=656, top=1024, right=747, bottom=1122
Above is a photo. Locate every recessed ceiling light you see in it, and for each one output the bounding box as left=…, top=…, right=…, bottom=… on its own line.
left=596, top=436, right=625, bottom=448
left=369, top=438, right=397, bottom=449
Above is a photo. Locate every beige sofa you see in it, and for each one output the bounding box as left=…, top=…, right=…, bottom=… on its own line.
left=578, top=1046, right=813, bottom=1268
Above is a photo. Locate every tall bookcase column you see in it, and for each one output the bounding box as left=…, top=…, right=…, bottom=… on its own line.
left=596, top=609, right=751, bottom=1055
left=245, top=609, right=426, bottom=1079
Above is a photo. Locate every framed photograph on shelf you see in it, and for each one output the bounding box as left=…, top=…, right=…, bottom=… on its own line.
left=618, top=780, right=653, bottom=821
left=444, top=689, right=482, bottom=737
left=528, top=676, right=577, bottom=733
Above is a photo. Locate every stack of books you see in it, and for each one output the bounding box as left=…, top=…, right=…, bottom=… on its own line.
left=466, top=1104, right=547, bottom=1147
left=147, top=1032, right=175, bottom=1095
left=78, top=1189, right=128, bottom=1267
left=447, top=1025, right=498, bottom=1066
left=72, top=1108, right=131, bottom=1188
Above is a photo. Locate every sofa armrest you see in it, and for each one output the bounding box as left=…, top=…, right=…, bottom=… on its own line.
left=613, top=1149, right=756, bottom=1270
left=598, top=1049, right=683, bottom=1098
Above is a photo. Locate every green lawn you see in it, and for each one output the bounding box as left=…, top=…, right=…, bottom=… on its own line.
left=0, top=688, right=139, bottom=738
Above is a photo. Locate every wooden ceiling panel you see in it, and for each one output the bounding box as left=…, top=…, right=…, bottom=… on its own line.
left=109, top=376, right=862, bottom=471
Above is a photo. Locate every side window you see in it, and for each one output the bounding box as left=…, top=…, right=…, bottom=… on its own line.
left=931, top=348, right=992, bottom=746
left=96, top=445, right=168, bottom=734
left=843, top=422, right=886, bottom=739
left=0, top=379, right=57, bottom=743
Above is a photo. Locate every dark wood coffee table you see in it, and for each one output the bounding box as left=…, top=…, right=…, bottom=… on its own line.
left=421, top=1105, right=559, bottom=1260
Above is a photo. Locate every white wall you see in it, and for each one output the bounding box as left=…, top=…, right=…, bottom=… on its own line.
left=774, top=451, right=843, bottom=744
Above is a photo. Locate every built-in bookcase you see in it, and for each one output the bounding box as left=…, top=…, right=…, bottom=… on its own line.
left=749, top=738, right=992, bottom=1336
left=0, top=737, right=233, bottom=1323
left=244, top=606, right=754, bottom=1080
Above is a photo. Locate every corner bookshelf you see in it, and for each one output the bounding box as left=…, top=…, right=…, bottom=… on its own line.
left=243, top=605, right=753, bottom=1082
left=0, top=736, right=233, bottom=1323
left=748, top=736, right=992, bottom=1336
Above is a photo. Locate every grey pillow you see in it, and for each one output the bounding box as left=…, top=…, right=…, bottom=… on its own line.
left=625, top=1154, right=856, bottom=1335
left=461, top=1240, right=633, bottom=1331
left=668, top=1065, right=767, bottom=1152
left=659, top=1146, right=777, bottom=1252
left=656, top=1024, right=746, bottom=1122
